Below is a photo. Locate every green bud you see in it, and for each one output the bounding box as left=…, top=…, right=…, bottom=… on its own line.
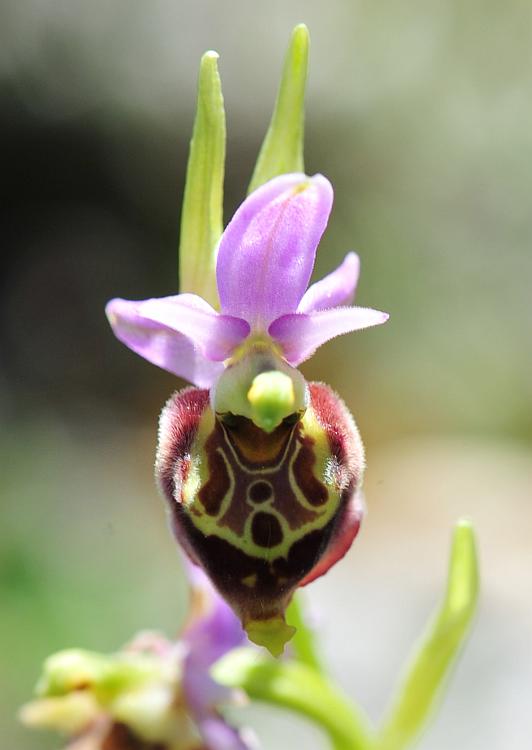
left=19, top=692, right=99, bottom=735
left=36, top=649, right=163, bottom=704
left=36, top=649, right=110, bottom=697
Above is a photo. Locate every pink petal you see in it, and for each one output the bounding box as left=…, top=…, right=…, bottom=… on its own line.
left=106, top=294, right=249, bottom=387
left=297, top=252, right=360, bottom=313
left=216, top=173, right=333, bottom=329
left=269, top=306, right=389, bottom=365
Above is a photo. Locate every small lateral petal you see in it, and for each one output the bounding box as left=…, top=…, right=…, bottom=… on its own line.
left=269, top=306, right=389, bottom=365
left=297, top=252, right=360, bottom=313
left=106, top=295, right=248, bottom=386
left=217, top=173, right=333, bottom=328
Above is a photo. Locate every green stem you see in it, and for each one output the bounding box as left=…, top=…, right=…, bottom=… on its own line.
left=213, top=648, right=374, bottom=750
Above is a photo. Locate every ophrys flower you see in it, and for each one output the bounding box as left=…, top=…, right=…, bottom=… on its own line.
left=106, top=174, right=388, bottom=655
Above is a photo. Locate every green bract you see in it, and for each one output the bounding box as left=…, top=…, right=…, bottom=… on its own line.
left=248, top=23, right=309, bottom=194
left=179, top=50, right=225, bottom=307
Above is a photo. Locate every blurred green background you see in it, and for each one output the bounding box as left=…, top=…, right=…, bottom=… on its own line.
left=1, top=1, right=531, bottom=748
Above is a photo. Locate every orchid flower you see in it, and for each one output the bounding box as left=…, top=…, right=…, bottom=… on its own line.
left=106, top=174, right=388, bottom=655
left=103, top=24, right=389, bottom=657
left=20, top=562, right=254, bottom=750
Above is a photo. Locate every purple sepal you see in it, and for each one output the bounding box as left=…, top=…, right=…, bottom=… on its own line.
left=216, top=173, right=333, bottom=329
left=106, top=295, right=249, bottom=387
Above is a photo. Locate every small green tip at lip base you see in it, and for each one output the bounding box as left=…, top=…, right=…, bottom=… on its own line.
left=245, top=616, right=297, bottom=657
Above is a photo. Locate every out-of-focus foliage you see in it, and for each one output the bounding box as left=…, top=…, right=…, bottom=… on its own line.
left=1, top=1, right=531, bottom=748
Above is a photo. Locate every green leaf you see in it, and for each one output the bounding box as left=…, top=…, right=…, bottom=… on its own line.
left=213, top=648, right=374, bottom=750
left=248, top=24, right=309, bottom=194
left=179, top=50, right=225, bottom=307
left=376, top=519, right=479, bottom=750
left=286, top=592, right=323, bottom=673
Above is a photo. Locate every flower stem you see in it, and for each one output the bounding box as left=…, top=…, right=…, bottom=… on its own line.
left=213, top=648, right=374, bottom=750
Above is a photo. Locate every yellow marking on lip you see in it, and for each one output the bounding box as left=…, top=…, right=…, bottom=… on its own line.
left=241, top=573, right=258, bottom=588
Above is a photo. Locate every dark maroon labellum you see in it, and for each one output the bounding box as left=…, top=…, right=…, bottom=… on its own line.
left=156, top=382, right=364, bottom=654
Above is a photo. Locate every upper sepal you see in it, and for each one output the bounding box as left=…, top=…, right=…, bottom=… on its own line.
left=216, top=173, right=333, bottom=329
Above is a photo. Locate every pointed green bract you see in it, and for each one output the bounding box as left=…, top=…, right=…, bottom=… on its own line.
left=248, top=24, right=309, bottom=194
left=179, top=51, right=225, bottom=307
left=376, top=520, right=479, bottom=750
left=213, top=647, right=374, bottom=750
